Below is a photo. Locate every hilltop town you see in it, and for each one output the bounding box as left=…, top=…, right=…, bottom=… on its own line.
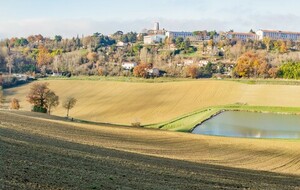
left=1, top=22, right=300, bottom=87
left=144, top=22, right=300, bottom=44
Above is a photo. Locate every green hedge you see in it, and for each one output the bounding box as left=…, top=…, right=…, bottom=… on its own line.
left=32, top=106, right=47, bottom=113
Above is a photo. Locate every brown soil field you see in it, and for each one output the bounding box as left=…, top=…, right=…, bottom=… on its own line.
left=4, top=80, right=300, bottom=125
left=1, top=111, right=299, bottom=189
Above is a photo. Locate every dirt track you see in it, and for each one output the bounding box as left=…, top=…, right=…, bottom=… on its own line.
left=1, top=111, right=300, bottom=189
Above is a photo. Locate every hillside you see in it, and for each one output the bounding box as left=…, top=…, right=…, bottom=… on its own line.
left=1, top=110, right=300, bottom=189
left=4, top=79, right=300, bottom=125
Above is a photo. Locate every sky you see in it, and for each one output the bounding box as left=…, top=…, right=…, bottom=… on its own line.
left=1, top=0, right=300, bottom=38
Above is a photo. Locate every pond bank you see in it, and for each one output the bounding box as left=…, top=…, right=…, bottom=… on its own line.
left=147, top=105, right=300, bottom=133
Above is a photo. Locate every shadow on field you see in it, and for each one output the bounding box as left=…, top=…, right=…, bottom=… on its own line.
left=5, top=110, right=131, bottom=128
left=1, top=126, right=300, bottom=190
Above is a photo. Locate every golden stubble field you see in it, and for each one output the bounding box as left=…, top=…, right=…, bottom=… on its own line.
left=4, top=79, right=300, bottom=125
left=1, top=111, right=300, bottom=189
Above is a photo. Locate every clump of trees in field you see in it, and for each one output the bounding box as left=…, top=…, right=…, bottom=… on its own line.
left=26, top=82, right=78, bottom=117
left=27, top=82, right=59, bottom=114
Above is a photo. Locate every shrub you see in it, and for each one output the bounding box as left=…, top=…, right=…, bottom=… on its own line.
left=186, top=65, right=199, bottom=78
left=131, top=122, right=141, bottom=127
left=32, top=106, right=47, bottom=113
left=133, top=63, right=149, bottom=78
left=10, top=98, right=20, bottom=110
left=279, top=61, right=300, bottom=79
left=268, top=67, right=279, bottom=78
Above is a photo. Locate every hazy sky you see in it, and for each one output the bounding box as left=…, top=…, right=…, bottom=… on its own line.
left=1, top=0, right=300, bottom=38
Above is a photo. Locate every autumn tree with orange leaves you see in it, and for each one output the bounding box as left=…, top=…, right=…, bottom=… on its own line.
left=133, top=63, right=149, bottom=78
left=37, top=45, right=52, bottom=72
left=235, top=51, right=270, bottom=78
left=186, top=65, right=199, bottom=78
left=87, top=52, right=98, bottom=63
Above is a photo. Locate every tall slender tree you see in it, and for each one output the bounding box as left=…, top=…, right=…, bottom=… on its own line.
left=63, top=97, right=77, bottom=118
left=46, top=91, right=59, bottom=115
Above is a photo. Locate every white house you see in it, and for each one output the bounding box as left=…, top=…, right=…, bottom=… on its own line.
left=122, top=62, right=137, bottom=70
left=144, top=35, right=166, bottom=44
left=256, top=30, right=300, bottom=41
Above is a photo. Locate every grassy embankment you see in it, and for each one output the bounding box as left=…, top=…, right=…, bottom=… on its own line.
left=4, top=77, right=300, bottom=132
left=148, top=105, right=300, bottom=132
left=41, top=75, right=192, bottom=83
left=42, top=75, right=300, bottom=85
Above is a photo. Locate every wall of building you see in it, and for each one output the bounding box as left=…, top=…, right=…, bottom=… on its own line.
left=166, top=31, right=194, bottom=39
left=256, top=30, right=300, bottom=41
left=144, top=35, right=166, bottom=44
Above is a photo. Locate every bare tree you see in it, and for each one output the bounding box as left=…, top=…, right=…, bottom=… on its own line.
left=140, top=47, right=149, bottom=64
left=6, top=55, right=14, bottom=76
left=230, top=41, right=244, bottom=61
left=63, top=97, right=77, bottom=118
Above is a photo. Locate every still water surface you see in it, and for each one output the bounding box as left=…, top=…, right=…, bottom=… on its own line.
left=192, top=111, right=300, bottom=139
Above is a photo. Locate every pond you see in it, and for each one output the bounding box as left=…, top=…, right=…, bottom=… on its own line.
left=192, top=111, right=300, bottom=139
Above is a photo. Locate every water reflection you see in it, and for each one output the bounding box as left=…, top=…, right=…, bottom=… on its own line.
left=192, top=111, right=300, bottom=139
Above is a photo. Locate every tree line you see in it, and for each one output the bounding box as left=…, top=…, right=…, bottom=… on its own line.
left=1, top=31, right=300, bottom=80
